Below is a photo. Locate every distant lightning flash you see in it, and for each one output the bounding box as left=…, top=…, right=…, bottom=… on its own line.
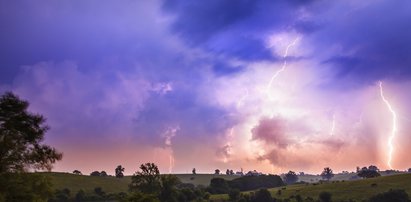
left=330, top=113, right=336, bottom=136
left=267, top=37, right=300, bottom=89
left=378, top=81, right=397, bottom=169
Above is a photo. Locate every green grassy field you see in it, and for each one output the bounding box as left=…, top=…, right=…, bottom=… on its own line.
left=40, top=172, right=239, bottom=195
left=40, top=172, right=411, bottom=201
left=211, top=173, right=411, bottom=201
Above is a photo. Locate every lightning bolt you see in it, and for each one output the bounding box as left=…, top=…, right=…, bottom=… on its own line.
left=236, top=88, right=249, bottom=108
left=330, top=113, right=336, bottom=136
left=267, top=37, right=300, bottom=89
left=378, top=81, right=397, bottom=169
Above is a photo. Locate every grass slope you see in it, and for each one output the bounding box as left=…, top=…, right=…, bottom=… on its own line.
left=40, top=172, right=239, bottom=195
left=211, top=173, right=411, bottom=201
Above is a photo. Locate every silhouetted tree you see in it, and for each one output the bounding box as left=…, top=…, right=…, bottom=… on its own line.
left=0, top=92, right=62, bottom=173
left=90, top=171, right=100, bottom=176
left=115, top=165, right=125, bottom=178
left=129, top=163, right=161, bottom=194
left=321, top=167, right=334, bottom=181
left=192, top=168, right=196, bottom=175
left=226, top=169, right=231, bottom=175
left=368, top=165, right=379, bottom=172
left=358, top=167, right=381, bottom=178
left=73, top=170, right=82, bottom=175
left=100, top=171, right=108, bottom=177
left=408, top=168, right=411, bottom=173
left=159, top=174, right=181, bottom=202
left=215, top=169, right=220, bottom=175
left=284, top=170, right=299, bottom=184
left=230, top=170, right=234, bottom=175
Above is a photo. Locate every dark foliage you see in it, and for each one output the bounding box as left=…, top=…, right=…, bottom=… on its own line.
left=100, top=171, right=108, bottom=177
left=251, top=189, right=273, bottom=202
left=284, top=171, right=299, bottom=185
left=115, top=165, right=125, bottom=178
left=321, top=167, right=334, bottom=181
left=0, top=92, right=62, bottom=173
left=90, top=171, right=101, bottom=176
left=229, top=189, right=241, bottom=201
left=207, top=178, right=230, bottom=194
left=358, top=167, right=381, bottom=178
left=0, top=173, right=53, bottom=201
left=319, top=191, right=332, bottom=202
left=369, top=189, right=409, bottom=202
left=228, top=175, right=285, bottom=191
left=129, top=163, right=161, bottom=194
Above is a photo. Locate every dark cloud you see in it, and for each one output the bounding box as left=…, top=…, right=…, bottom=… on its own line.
left=308, top=1, right=411, bottom=86
left=162, top=0, right=315, bottom=65
left=251, top=117, right=290, bottom=148
left=0, top=0, right=169, bottom=84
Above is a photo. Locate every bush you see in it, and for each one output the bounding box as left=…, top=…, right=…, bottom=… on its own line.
left=228, top=175, right=285, bottom=191
left=229, top=189, right=241, bottom=201
left=319, top=191, right=332, bottom=202
left=207, top=178, right=230, bottom=194
left=0, top=173, right=54, bottom=202
left=251, top=189, right=272, bottom=202
left=369, top=189, right=409, bottom=202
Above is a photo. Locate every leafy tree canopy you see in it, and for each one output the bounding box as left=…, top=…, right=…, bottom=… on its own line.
left=0, top=92, right=62, bottom=173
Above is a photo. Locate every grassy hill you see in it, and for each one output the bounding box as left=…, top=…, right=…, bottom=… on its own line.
left=40, top=172, right=411, bottom=201
left=40, top=172, right=239, bottom=195
left=211, top=173, right=411, bottom=201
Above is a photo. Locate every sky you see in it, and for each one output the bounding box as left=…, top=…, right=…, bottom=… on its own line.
left=1, top=0, right=411, bottom=175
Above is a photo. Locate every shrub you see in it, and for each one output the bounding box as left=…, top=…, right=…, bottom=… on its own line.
left=228, top=175, right=285, bottom=191
left=319, top=191, right=332, bottom=202
left=251, top=189, right=272, bottom=202
left=207, top=178, right=230, bottom=194
left=369, top=189, right=409, bottom=202
left=229, top=189, right=241, bottom=201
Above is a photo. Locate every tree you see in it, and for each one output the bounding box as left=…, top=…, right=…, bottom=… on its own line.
left=100, top=171, right=108, bottom=177
left=226, top=169, right=230, bottom=175
left=408, top=168, right=411, bottom=173
left=90, top=171, right=101, bottom=176
left=0, top=92, right=62, bottom=173
left=129, top=163, right=161, bottom=194
left=159, top=174, right=181, bottom=202
left=284, top=170, right=299, bottom=184
left=192, top=168, right=196, bottom=175
left=115, top=165, right=125, bottom=178
left=368, top=165, right=379, bottom=172
left=357, top=167, right=381, bottom=178
left=321, top=167, right=334, bottom=181
left=215, top=169, right=220, bottom=175
left=73, top=170, right=82, bottom=175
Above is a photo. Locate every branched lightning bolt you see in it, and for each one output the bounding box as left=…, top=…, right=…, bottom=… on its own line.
left=267, top=37, right=300, bottom=89
left=378, top=81, right=397, bottom=169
